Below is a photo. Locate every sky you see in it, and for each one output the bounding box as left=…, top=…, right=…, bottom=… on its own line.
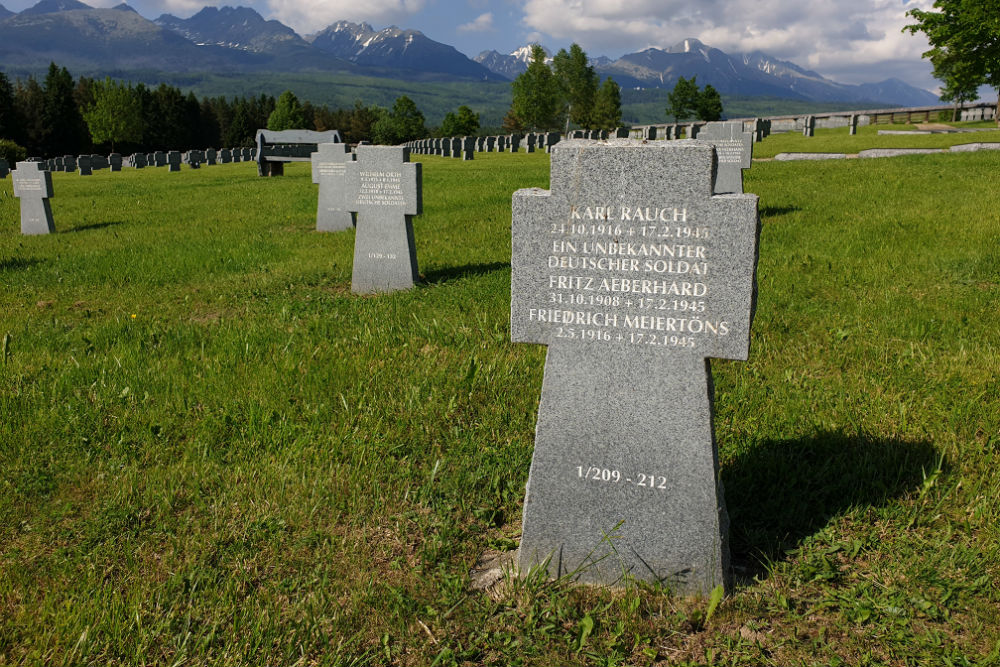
left=1, top=0, right=962, bottom=94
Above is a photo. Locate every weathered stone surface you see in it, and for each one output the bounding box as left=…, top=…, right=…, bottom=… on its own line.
left=511, top=139, right=760, bottom=594
left=78, top=155, right=92, bottom=175
left=857, top=148, right=945, bottom=158
left=312, top=143, right=355, bottom=232
left=949, top=143, right=1000, bottom=152
left=12, top=161, right=55, bottom=235
left=344, top=146, right=422, bottom=293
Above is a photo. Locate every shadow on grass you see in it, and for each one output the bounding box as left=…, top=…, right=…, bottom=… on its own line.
left=759, top=205, right=801, bottom=220
left=65, top=220, right=123, bottom=233
left=723, top=429, right=941, bottom=572
left=0, top=257, right=41, bottom=271
left=422, top=261, right=510, bottom=285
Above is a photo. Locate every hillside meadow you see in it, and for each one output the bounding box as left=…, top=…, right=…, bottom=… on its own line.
left=0, top=131, right=998, bottom=665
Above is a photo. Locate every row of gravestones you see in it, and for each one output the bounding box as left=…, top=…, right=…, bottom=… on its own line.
left=9, top=134, right=761, bottom=595
left=633, top=118, right=773, bottom=144
left=403, top=128, right=638, bottom=160
left=15, top=148, right=259, bottom=177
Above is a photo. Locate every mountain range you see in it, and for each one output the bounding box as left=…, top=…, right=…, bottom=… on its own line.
left=0, top=0, right=939, bottom=107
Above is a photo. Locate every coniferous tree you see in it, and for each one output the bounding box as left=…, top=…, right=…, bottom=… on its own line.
left=14, top=77, right=45, bottom=154
left=696, top=84, right=724, bottom=121
left=42, top=63, right=88, bottom=155
left=0, top=71, right=23, bottom=146
left=552, top=43, right=598, bottom=129
left=666, top=76, right=700, bottom=121
left=591, top=77, right=623, bottom=130
left=509, top=45, right=560, bottom=131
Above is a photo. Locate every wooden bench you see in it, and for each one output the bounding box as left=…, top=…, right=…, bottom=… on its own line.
left=255, top=129, right=343, bottom=176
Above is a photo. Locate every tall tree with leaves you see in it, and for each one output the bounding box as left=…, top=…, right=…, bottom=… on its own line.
left=905, top=0, right=1000, bottom=123
left=440, top=105, right=479, bottom=136
left=666, top=76, right=700, bottom=121
left=509, top=45, right=561, bottom=131
left=591, top=77, right=622, bottom=131
left=83, top=77, right=142, bottom=151
left=552, top=43, right=598, bottom=129
left=931, top=47, right=982, bottom=120
left=267, top=90, right=305, bottom=131
left=372, top=95, right=426, bottom=144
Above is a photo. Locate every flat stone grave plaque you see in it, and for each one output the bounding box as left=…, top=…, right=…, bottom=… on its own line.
left=12, top=161, right=55, bottom=235
left=344, top=146, right=422, bottom=293
left=511, top=139, right=760, bottom=594
left=312, top=143, right=355, bottom=232
left=696, top=121, right=753, bottom=194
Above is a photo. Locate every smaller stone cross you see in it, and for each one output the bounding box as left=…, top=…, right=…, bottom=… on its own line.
left=12, top=161, right=55, bottom=235
left=344, top=146, right=422, bottom=293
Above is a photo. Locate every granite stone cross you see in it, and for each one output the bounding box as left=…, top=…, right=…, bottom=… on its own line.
left=344, top=146, right=422, bottom=293
left=511, top=139, right=760, bottom=594
left=696, top=121, right=754, bottom=194
left=12, top=161, right=55, bottom=235
left=312, top=143, right=355, bottom=232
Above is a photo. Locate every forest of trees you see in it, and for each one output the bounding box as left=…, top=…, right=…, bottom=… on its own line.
left=505, top=44, right=623, bottom=132
left=0, top=63, right=436, bottom=159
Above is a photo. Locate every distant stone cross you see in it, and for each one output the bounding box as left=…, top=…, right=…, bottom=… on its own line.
left=696, top=121, right=754, bottom=194
left=12, top=161, right=55, bottom=235
left=344, top=146, right=422, bottom=293
left=311, top=143, right=355, bottom=232
left=511, top=139, right=760, bottom=594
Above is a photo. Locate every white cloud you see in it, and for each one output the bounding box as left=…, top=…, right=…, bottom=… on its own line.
left=264, top=0, right=427, bottom=33
left=520, top=0, right=940, bottom=89
left=458, top=11, right=494, bottom=32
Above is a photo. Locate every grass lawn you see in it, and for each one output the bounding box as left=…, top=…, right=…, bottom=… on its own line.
left=1, top=147, right=998, bottom=665
left=751, top=122, right=1000, bottom=158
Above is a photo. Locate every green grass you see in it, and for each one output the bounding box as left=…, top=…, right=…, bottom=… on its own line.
left=752, top=122, right=1000, bottom=158
left=1, top=148, right=999, bottom=665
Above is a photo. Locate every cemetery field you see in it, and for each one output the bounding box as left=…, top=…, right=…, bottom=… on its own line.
left=1, top=148, right=999, bottom=665
left=752, top=123, right=1000, bottom=158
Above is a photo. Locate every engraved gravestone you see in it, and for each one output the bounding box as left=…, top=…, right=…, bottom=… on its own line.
left=0, top=158, right=8, bottom=178
left=511, top=139, right=760, bottom=594
left=153, top=151, right=166, bottom=167
left=167, top=151, right=181, bottom=172
left=12, top=161, right=55, bottom=235
left=463, top=136, right=475, bottom=160
left=109, top=153, right=122, bottom=171
left=451, top=137, right=462, bottom=159
left=487, top=136, right=496, bottom=152
left=849, top=114, right=858, bottom=136
left=442, top=138, right=452, bottom=158
left=803, top=115, right=815, bottom=137
left=696, top=121, right=753, bottom=194
left=78, top=155, right=92, bottom=175
left=344, top=146, right=422, bottom=293
left=312, top=143, right=355, bottom=232
left=206, top=148, right=217, bottom=165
